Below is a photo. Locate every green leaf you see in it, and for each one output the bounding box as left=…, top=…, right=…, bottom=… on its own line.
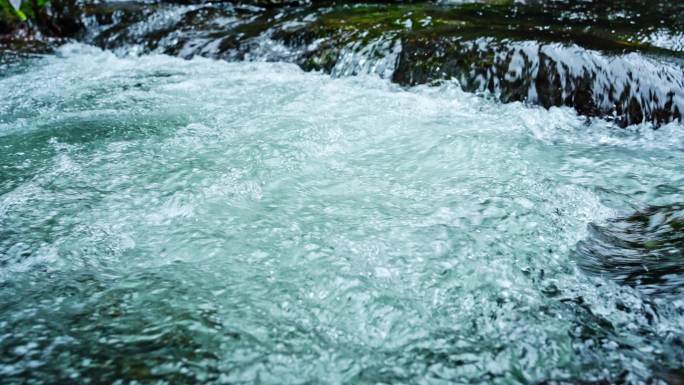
left=8, top=0, right=21, bottom=11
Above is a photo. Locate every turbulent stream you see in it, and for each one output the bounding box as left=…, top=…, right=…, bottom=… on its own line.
left=1, top=44, right=684, bottom=384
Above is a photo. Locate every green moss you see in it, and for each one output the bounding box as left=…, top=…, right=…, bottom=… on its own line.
left=644, top=240, right=661, bottom=250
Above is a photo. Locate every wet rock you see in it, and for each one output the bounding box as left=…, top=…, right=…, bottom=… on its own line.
left=576, top=204, right=684, bottom=296
left=0, top=26, right=56, bottom=63
left=8, top=0, right=684, bottom=127
left=394, top=37, right=683, bottom=127
left=656, top=369, right=684, bottom=385
left=275, top=2, right=684, bottom=127
left=36, top=0, right=84, bottom=37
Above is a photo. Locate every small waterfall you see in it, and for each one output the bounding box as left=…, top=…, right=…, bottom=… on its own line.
left=68, top=1, right=684, bottom=127
left=330, top=36, right=402, bottom=79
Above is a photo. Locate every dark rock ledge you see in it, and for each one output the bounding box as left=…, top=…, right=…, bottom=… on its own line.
left=3, top=0, right=684, bottom=127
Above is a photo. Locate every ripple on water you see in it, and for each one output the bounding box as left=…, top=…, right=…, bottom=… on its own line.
left=0, top=44, right=683, bottom=384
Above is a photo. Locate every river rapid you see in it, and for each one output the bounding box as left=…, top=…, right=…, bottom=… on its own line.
left=1, top=44, right=684, bottom=384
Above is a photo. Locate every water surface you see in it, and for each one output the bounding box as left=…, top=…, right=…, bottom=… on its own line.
left=1, top=45, right=683, bottom=384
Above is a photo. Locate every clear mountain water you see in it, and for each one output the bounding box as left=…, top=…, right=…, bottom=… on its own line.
left=1, top=45, right=683, bottom=384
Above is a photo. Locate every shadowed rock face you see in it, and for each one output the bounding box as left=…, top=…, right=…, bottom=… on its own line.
left=3, top=0, right=684, bottom=126
left=577, top=204, right=684, bottom=296
left=394, top=38, right=683, bottom=127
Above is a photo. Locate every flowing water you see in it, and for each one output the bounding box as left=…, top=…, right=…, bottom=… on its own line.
left=1, top=45, right=684, bottom=384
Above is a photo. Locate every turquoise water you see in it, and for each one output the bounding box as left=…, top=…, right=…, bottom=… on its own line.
left=1, top=45, right=683, bottom=384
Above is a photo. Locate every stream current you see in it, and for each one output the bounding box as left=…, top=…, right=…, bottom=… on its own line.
left=1, top=45, right=684, bottom=384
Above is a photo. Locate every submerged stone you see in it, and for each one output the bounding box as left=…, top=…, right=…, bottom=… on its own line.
left=576, top=204, right=684, bottom=296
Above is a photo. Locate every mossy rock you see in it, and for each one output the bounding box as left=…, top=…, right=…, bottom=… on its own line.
left=270, top=2, right=684, bottom=126
left=8, top=0, right=684, bottom=127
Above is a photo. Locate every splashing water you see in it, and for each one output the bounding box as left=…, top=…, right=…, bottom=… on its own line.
left=1, top=45, right=683, bottom=384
